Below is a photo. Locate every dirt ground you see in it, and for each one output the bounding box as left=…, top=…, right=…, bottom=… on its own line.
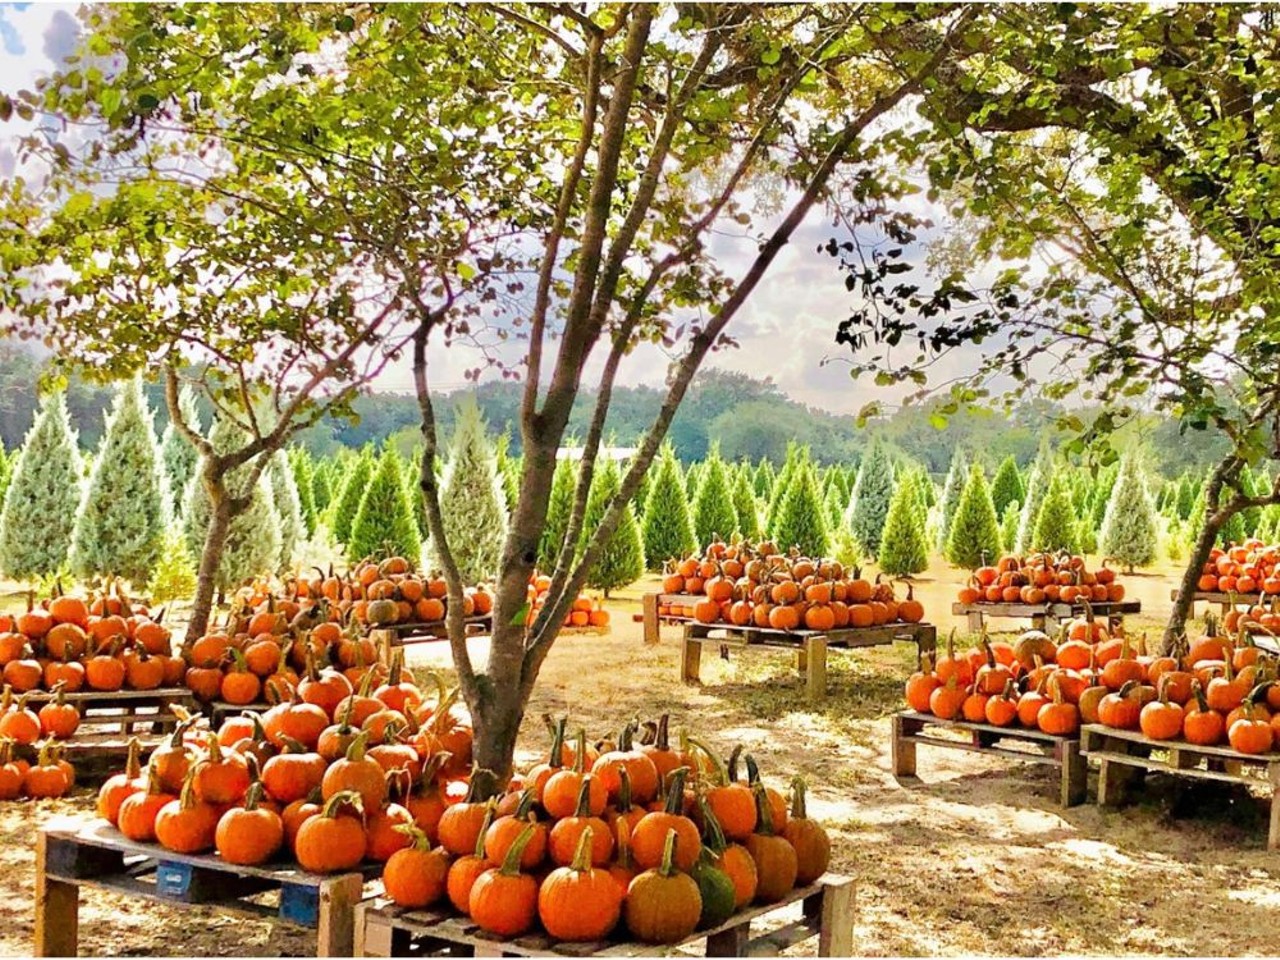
left=2, top=561, right=1279, bottom=957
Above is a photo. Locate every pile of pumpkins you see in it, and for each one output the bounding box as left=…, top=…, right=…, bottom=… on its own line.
left=1196, top=540, right=1280, bottom=597
left=526, top=573, right=612, bottom=631
left=955, top=553, right=1127, bottom=606
left=659, top=538, right=924, bottom=631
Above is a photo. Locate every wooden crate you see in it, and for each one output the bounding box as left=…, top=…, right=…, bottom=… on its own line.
left=367, top=616, right=493, bottom=649
left=24, top=688, right=197, bottom=763
left=1080, top=724, right=1280, bottom=849
left=35, top=817, right=375, bottom=957
left=355, top=873, right=853, bottom=958
left=680, top=621, right=936, bottom=702
left=891, top=711, right=1086, bottom=807
left=951, top=600, right=1140, bottom=634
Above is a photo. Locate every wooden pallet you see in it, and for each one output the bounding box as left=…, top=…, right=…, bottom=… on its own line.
left=25, top=688, right=197, bottom=762
left=1079, top=724, right=1280, bottom=849
left=355, top=873, right=853, bottom=958
left=367, top=616, right=493, bottom=648
left=891, top=711, right=1086, bottom=807
left=680, top=621, right=936, bottom=703
left=639, top=593, right=705, bottom=645
left=35, top=817, right=374, bottom=957
left=951, top=600, right=1140, bottom=633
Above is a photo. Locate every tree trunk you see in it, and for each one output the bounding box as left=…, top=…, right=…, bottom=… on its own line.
left=186, top=480, right=233, bottom=642
left=1164, top=510, right=1225, bottom=652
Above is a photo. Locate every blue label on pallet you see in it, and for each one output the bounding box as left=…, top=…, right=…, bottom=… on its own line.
left=279, top=883, right=320, bottom=927
left=155, top=862, right=194, bottom=898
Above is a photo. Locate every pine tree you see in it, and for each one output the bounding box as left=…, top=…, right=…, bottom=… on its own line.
left=1099, top=457, right=1159, bottom=571
left=822, top=479, right=845, bottom=532
left=633, top=458, right=653, bottom=517
left=1164, top=517, right=1186, bottom=563
left=914, top=468, right=937, bottom=510
left=0, top=390, right=83, bottom=581
left=753, top=458, right=775, bottom=500
left=845, top=440, right=894, bottom=558
left=147, top=521, right=198, bottom=604
left=493, top=432, right=520, bottom=514
left=69, top=377, right=168, bottom=585
left=766, top=445, right=799, bottom=537
left=311, top=459, right=335, bottom=517
left=1176, top=474, right=1197, bottom=520
left=999, top=499, right=1021, bottom=554
left=692, top=449, right=737, bottom=547
left=684, top=461, right=702, bottom=500
left=0, top=446, right=11, bottom=513
left=539, top=456, right=576, bottom=572
left=159, top=384, right=201, bottom=518
left=640, top=445, right=696, bottom=570
left=1032, top=475, right=1078, bottom=554
left=288, top=447, right=318, bottom=537
left=183, top=416, right=282, bottom=590
left=1090, top=463, right=1119, bottom=530
left=348, top=446, right=422, bottom=566
left=403, top=448, right=430, bottom=541
left=435, top=401, right=507, bottom=582
left=1239, top=463, right=1264, bottom=535
left=988, top=455, right=1022, bottom=516
left=944, top=465, right=1001, bottom=570
left=1015, top=458, right=1049, bottom=553
left=878, top=473, right=929, bottom=576
left=731, top=468, right=761, bottom=540
left=936, top=448, right=968, bottom=552
left=772, top=459, right=829, bottom=557
left=1076, top=517, right=1098, bottom=555
left=330, top=450, right=374, bottom=546
left=580, top=457, right=644, bottom=596
left=269, top=449, right=307, bottom=570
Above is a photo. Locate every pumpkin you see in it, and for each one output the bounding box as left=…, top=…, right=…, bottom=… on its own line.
left=0, top=741, right=23, bottom=800
left=607, top=816, right=639, bottom=897
left=543, top=728, right=608, bottom=819
left=97, top=737, right=145, bottom=825
left=928, top=675, right=966, bottom=721
left=261, top=739, right=327, bottom=805
left=0, top=687, right=41, bottom=744
left=782, top=776, right=830, bottom=884
left=446, top=804, right=494, bottom=915
left=216, top=782, right=286, bottom=865
left=690, top=855, right=736, bottom=931
left=745, top=782, right=798, bottom=902
left=155, top=771, right=220, bottom=854
left=933, top=628, right=972, bottom=687
left=539, top=827, right=625, bottom=942
left=1013, top=630, right=1056, bottom=671
left=23, top=741, right=72, bottom=799
left=692, top=741, right=756, bottom=841
left=221, top=649, right=262, bottom=706
left=698, top=798, right=757, bottom=909
left=1227, top=702, right=1274, bottom=755
left=469, top=822, right=540, bottom=937
left=624, top=828, right=702, bottom=944
left=639, top=714, right=682, bottom=787
left=631, top=768, right=701, bottom=872
left=592, top=722, right=660, bottom=805
left=382, top=823, right=449, bottom=908
left=1097, top=681, right=1143, bottom=731
left=437, top=773, right=499, bottom=856
left=1036, top=676, right=1080, bottom=737
left=117, top=765, right=176, bottom=842
left=192, top=734, right=251, bottom=806
left=1182, top=681, right=1226, bottom=746
left=1139, top=677, right=1185, bottom=741
left=321, top=730, right=387, bottom=812
left=984, top=679, right=1019, bottom=727
left=904, top=657, right=941, bottom=713
left=405, top=753, right=450, bottom=843
left=366, top=802, right=415, bottom=862
left=297, top=651, right=353, bottom=718
left=548, top=776, right=612, bottom=867
left=294, top=790, right=368, bottom=873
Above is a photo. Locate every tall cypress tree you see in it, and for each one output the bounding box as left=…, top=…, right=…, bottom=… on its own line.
left=580, top=456, right=644, bottom=596
left=692, top=449, right=737, bottom=546
left=822, top=477, right=845, bottom=531
left=845, top=440, right=894, bottom=558
left=641, top=445, right=696, bottom=569
left=349, top=446, right=422, bottom=566
left=999, top=499, right=1021, bottom=554
left=773, top=459, right=829, bottom=557
left=1099, top=457, right=1159, bottom=571
left=990, top=455, right=1023, bottom=516
left=1032, top=475, right=1078, bottom=554
left=936, top=448, right=968, bottom=552
left=765, top=445, right=799, bottom=538
left=944, top=464, right=1001, bottom=570
left=493, top=432, right=520, bottom=514
left=69, top=377, right=167, bottom=585
left=684, top=461, right=702, bottom=500
left=1176, top=474, right=1197, bottom=521
left=269, top=449, right=307, bottom=570
left=288, top=447, right=318, bottom=537
left=159, top=384, right=201, bottom=518
left=539, top=456, right=576, bottom=572
left=1090, top=463, right=1119, bottom=530
left=435, top=401, right=507, bottom=582
left=753, top=458, right=775, bottom=500
left=731, top=467, right=761, bottom=540
left=878, top=473, right=929, bottom=576
left=311, top=459, right=335, bottom=517
left=0, top=390, right=83, bottom=582
left=330, top=448, right=374, bottom=546
left=1015, top=458, right=1049, bottom=553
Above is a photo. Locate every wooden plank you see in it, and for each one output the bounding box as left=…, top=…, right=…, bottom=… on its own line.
left=20, top=687, right=192, bottom=705
left=706, top=922, right=749, bottom=957
left=642, top=593, right=659, bottom=646
left=681, top=636, right=703, bottom=685
left=318, top=873, right=365, bottom=957
left=898, top=711, right=1070, bottom=745
left=1269, top=764, right=1280, bottom=852
left=891, top=714, right=917, bottom=779
left=1079, top=724, right=1276, bottom=765
left=34, top=828, right=79, bottom=958
left=1058, top=739, right=1088, bottom=807
left=952, top=601, right=1140, bottom=617
left=803, top=635, right=827, bottom=702
left=900, top=734, right=1060, bottom=766
left=816, top=876, right=855, bottom=957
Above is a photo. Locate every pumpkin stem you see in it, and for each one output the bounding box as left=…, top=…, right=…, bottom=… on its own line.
left=790, top=775, right=809, bottom=820
left=1191, top=679, right=1211, bottom=714
left=320, top=789, right=363, bottom=819
left=752, top=782, right=776, bottom=836
left=569, top=825, right=595, bottom=873
left=393, top=821, right=432, bottom=851
left=279, top=735, right=308, bottom=755
left=663, top=767, right=689, bottom=815
left=571, top=728, right=588, bottom=774
left=686, top=738, right=728, bottom=787
left=697, top=796, right=729, bottom=856
left=123, top=737, right=142, bottom=780
left=618, top=766, right=633, bottom=811
left=545, top=715, right=566, bottom=769
left=344, top=730, right=370, bottom=763
left=657, top=827, right=679, bottom=879
left=571, top=774, right=595, bottom=818
left=498, top=818, right=537, bottom=876
left=655, top=714, right=671, bottom=751
left=513, top=787, right=537, bottom=820
left=614, top=817, right=634, bottom=869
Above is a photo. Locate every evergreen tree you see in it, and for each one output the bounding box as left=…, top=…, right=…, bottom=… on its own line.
left=913, top=467, right=937, bottom=510
left=330, top=449, right=374, bottom=546
left=692, top=449, right=737, bottom=546
left=684, top=461, right=702, bottom=501
left=539, top=456, right=576, bottom=572
left=752, top=458, right=775, bottom=500
left=159, top=384, right=201, bottom=518
left=69, top=377, right=167, bottom=585
left=288, top=447, right=318, bottom=537
left=1032, top=475, right=1078, bottom=554
left=311, top=459, right=335, bottom=517
left=731, top=468, right=761, bottom=540
left=147, top=522, right=198, bottom=604
left=1164, top=517, right=1186, bottom=563
left=944, top=465, right=1001, bottom=570
left=1076, top=517, right=1098, bottom=555
left=844, top=440, right=894, bottom=558
left=0, top=446, right=11, bottom=514
left=349, top=446, right=422, bottom=565
left=269, top=449, right=307, bottom=570
left=766, top=445, right=799, bottom=537
left=772, top=459, right=829, bottom=557
left=493, top=432, right=520, bottom=514
left=834, top=463, right=854, bottom=503
left=633, top=458, right=653, bottom=517
left=1069, top=471, right=1092, bottom=513
left=878, top=473, right=929, bottom=576
left=822, top=478, right=845, bottom=531
left=435, top=401, right=507, bottom=582
left=1239, top=463, right=1264, bottom=535
left=403, top=448, right=430, bottom=541
left=640, top=446, right=696, bottom=569
left=999, top=499, right=1021, bottom=554
left=1176, top=474, right=1197, bottom=521
left=936, top=448, right=968, bottom=552
left=183, top=416, right=282, bottom=590
left=1089, top=463, right=1120, bottom=530
left=580, top=456, right=644, bottom=596
left=1015, top=459, right=1049, bottom=553
left=0, top=390, right=83, bottom=581
left=1099, top=457, right=1159, bottom=571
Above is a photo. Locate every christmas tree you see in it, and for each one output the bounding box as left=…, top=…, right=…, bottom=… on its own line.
left=766, top=445, right=799, bottom=537
left=159, top=384, right=202, bottom=518
left=692, top=448, right=737, bottom=546
left=311, top=459, right=335, bottom=517
left=1089, top=463, right=1119, bottom=530
left=0, top=390, right=83, bottom=582
left=330, top=448, right=374, bottom=546
left=845, top=440, right=894, bottom=558
left=912, top=467, right=937, bottom=510
left=147, top=521, right=198, bottom=604
left=989, top=455, right=1023, bottom=517
left=1031, top=474, right=1078, bottom=554
left=183, top=416, right=282, bottom=591
left=349, top=446, right=422, bottom=566
left=269, top=449, right=307, bottom=570
left=640, top=445, right=696, bottom=569
left=494, top=432, right=520, bottom=514
left=1175, top=474, right=1197, bottom=520
left=1164, top=517, right=1187, bottom=562
left=773, top=459, right=829, bottom=557
left=1015, top=457, right=1049, bottom=553
left=69, top=377, right=168, bottom=585
left=935, top=448, right=968, bottom=552
left=580, top=456, right=644, bottom=596
left=1099, top=457, right=1159, bottom=571
left=684, top=461, right=702, bottom=500
left=999, top=499, right=1021, bottom=554
left=878, top=473, right=929, bottom=576
left=944, top=464, right=1001, bottom=570
left=731, top=467, right=761, bottom=540
left=822, top=477, right=845, bottom=531
left=752, top=458, right=775, bottom=500
left=287, top=447, right=318, bottom=537
left=538, top=455, right=576, bottom=572
left=435, top=401, right=507, bottom=582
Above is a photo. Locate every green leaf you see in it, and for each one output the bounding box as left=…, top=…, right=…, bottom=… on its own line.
left=509, top=601, right=530, bottom=627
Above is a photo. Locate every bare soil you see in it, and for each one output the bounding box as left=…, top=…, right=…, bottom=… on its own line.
left=2, top=561, right=1278, bottom=957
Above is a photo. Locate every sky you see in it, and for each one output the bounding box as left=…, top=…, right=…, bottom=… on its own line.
left=0, top=3, right=973, bottom=419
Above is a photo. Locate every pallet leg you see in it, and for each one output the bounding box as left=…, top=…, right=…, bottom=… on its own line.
left=1030, top=613, right=1046, bottom=632
left=1269, top=764, right=1280, bottom=852
left=705, top=922, right=750, bottom=957
left=915, top=627, right=937, bottom=668
left=815, top=877, right=855, bottom=957
left=966, top=611, right=984, bottom=633
left=681, top=636, right=703, bottom=684
left=796, top=645, right=807, bottom=676
left=1096, top=755, right=1136, bottom=807
left=34, top=832, right=79, bottom=958
left=1059, top=740, right=1087, bottom=807
left=804, top=636, right=827, bottom=702
left=642, top=593, right=660, bottom=646
left=891, top=715, right=917, bottom=779
left=317, top=873, right=364, bottom=958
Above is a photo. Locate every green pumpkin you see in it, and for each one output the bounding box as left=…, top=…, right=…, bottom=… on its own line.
left=691, top=859, right=737, bottom=929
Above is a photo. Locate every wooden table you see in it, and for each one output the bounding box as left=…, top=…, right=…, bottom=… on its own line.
left=1172, top=590, right=1272, bottom=616
left=35, top=817, right=374, bottom=956
left=951, top=600, right=1140, bottom=634
left=356, top=873, right=854, bottom=957
left=679, top=620, right=936, bottom=702
left=366, top=615, right=492, bottom=650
